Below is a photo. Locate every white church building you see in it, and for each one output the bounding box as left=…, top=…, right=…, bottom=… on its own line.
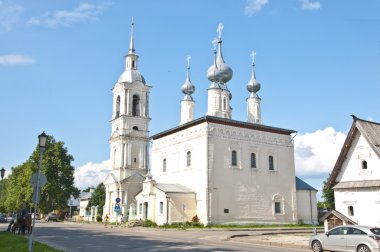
left=103, top=22, right=317, bottom=225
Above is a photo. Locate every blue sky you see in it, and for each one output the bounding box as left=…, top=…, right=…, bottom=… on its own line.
left=1, top=0, right=379, bottom=196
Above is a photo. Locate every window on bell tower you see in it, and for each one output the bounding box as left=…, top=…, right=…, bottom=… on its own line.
left=116, top=96, right=120, bottom=118
left=132, top=95, right=140, bottom=116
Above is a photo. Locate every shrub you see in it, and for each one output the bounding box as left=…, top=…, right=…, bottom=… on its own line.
left=143, top=219, right=157, bottom=227
left=96, top=216, right=102, bottom=222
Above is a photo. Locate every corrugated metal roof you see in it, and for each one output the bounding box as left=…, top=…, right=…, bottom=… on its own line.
left=155, top=183, right=194, bottom=193
left=295, top=177, right=317, bottom=191
left=333, top=180, right=380, bottom=189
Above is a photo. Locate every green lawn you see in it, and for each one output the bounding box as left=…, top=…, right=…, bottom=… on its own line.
left=0, top=232, right=63, bottom=252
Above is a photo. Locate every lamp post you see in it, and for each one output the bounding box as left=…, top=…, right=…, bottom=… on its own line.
left=0, top=168, right=5, bottom=180
left=28, top=131, right=48, bottom=252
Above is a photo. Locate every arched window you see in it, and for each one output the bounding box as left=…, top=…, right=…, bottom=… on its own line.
left=250, top=153, right=257, bottom=168
left=132, top=60, right=135, bottom=68
left=132, top=95, right=140, bottom=116
left=231, top=150, right=237, bottom=166
left=115, top=96, right=120, bottom=118
left=132, top=126, right=138, bottom=130
left=186, top=151, right=191, bottom=167
left=163, top=158, right=167, bottom=172
left=362, top=160, right=367, bottom=169
left=269, top=155, right=274, bottom=170
left=348, top=206, right=354, bottom=216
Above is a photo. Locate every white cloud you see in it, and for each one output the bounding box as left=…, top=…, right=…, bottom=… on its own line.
left=294, top=127, right=346, bottom=179
left=0, top=54, right=35, bottom=66
left=74, top=160, right=111, bottom=189
left=300, top=0, right=322, bottom=11
left=244, top=0, right=269, bottom=16
left=0, top=1, right=23, bottom=32
left=28, top=3, right=104, bottom=28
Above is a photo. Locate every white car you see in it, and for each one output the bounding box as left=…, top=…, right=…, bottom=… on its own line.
left=310, top=225, right=380, bottom=252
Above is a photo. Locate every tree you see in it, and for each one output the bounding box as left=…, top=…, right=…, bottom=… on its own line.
left=320, top=174, right=335, bottom=209
left=87, top=183, right=105, bottom=216
left=1, top=135, right=80, bottom=213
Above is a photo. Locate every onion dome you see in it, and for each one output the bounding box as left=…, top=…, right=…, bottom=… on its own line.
left=181, top=57, right=195, bottom=100
left=207, top=47, right=221, bottom=83
left=246, top=51, right=261, bottom=95
left=207, top=23, right=233, bottom=84
left=215, top=37, right=233, bottom=83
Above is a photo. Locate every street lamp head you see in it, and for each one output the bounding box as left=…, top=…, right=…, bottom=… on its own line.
left=38, top=131, right=48, bottom=149
left=0, top=168, right=5, bottom=179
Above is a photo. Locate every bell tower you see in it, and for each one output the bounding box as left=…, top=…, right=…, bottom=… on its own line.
left=110, top=20, right=151, bottom=181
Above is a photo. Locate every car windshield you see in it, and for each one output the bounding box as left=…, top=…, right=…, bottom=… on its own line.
left=370, top=228, right=380, bottom=235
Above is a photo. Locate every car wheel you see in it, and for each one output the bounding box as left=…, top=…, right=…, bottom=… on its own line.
left=312, top=240, right=323, bottom=252
left=357, top=244, right=370, bottom=252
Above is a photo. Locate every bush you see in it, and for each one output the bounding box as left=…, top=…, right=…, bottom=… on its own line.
left=143, top=219, right=157, bottom=227
left=96, top=216, right=102, bottom=222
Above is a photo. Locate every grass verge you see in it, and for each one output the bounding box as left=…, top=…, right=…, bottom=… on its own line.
left=0, top=232, right=63, bottom=252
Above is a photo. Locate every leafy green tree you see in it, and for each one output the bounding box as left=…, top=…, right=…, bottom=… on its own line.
left=1, top=135, right=80, bottom=213
left=2, top=162, right=34, bottom=212
left=320, top=174, right=335, bottom=209
left=87, top=183, right=105, bottom=216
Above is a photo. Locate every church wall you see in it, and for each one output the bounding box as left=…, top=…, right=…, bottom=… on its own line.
left=208, top=122, right=297, bottom=224
left=167, top=193, right=197, bottom=224
left=296, top=190, right=318, bottom=225
left=151, top=122, right=209, bottom=224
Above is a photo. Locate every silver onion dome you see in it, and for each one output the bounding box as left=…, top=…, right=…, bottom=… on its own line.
left=215, top=38, right=233, bottom=83
left=246, top=62, right=260, bottom=94
left=207, top=23, right=233, bottom=84
left=207, top=49, right=221, bottom=83
left=181, top=61, right=195, bottom=100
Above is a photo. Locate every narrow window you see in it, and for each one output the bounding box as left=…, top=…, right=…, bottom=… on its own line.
left=362, top=160, right=367, bottom=169
left=163, top=158, right=167, bottom=172
left=223, top=97, right=227, bottom=110
left=348, top=206, right=354, bottom=216
left=115, top=96, right=120, bottom=117
left=132, top=95, right=140, bottom=116
left=132, top=60, right=135, bottom=68
left=269, top=155, right=274, bottom=170
left=274, top=202, right=281, bottom=214
left=186, top=151, right=191, bottom=167
left=224, top=209, right=229, bottom=214
left=231, top=150, right=237, bottom=166
left=251, top=153, right=257, bottom=168
left=159, top=202, right=163, bottom=214
left=139, top=203, right=142, bottom=214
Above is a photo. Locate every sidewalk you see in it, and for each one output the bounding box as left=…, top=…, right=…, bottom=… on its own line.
left=229, top=233, right=311, bottom=250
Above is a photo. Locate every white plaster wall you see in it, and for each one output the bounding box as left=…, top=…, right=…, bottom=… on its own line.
left=151, top=121, right=298, bottom=225
left=208, top=122, right=297, bottom=224
left=335, top=188, right=380, bottom=227
left=337, top=133, right=380, bottom=183
left=296, top=190, right=318, bottom=225
left=151, top=122, right=209, bottom=224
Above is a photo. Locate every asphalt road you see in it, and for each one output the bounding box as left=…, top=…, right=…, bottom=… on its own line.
left=0, top=222, right=310, bottom=252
